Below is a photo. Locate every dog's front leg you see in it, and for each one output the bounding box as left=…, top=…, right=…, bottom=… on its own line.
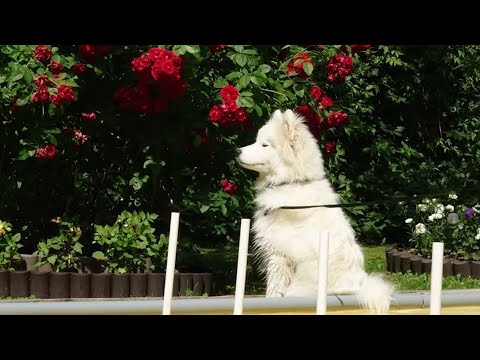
left=266, top=254, right=293, bottom=297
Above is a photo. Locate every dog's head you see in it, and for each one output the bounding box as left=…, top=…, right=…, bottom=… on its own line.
left=236, top=109, right=325, bottom=184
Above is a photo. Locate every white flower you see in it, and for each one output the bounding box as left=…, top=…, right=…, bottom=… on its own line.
left=434, top=204, right=445, bottom=214
left=449, top=193, right=458, bottom=200
left=428, top=213, right=443, bottom=221
left=415, top=223, right=427, bottom=234
left=405, top=218, right=413, bottom=224
left=476, top=233, right=480, bottom=241
left=417, top=204, right=428, bottom=212
left=445, top=205, right=454, bottom=212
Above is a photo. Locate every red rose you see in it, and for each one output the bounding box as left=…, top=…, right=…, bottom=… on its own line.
left=209, top=105, right=223, bottom=122
left=310, top=86, right=325, bottom=101
left=49, top=62, right=64, bottom=74
left=34, top=45, right=52, bottom=63
left=32, top=87, right=50, bottom=103
left=224, top=100, right=238, bottom=112
left=58, top=85, right=75, bottom=102
left=221, top=179, right=238, bottom=194
left=36, top=144, right=58, bottom=160
left=33, top=75, right=51, bottom=87
left=160, top=59, right=175, bottom=76
left=81, top=112, right=96, bottom=122
left=220, top=85, right=239, bottom=102
left=132, top=55, right=152, bottom=75
left=316, top=45, right=324, bottom=51
left=209, top=45, right=228, bottom=53
left=236, top=108, right=248, bottom=123
left=79, top=45, right=110, bottom=62
left=327, top=112, right=348, bottom=127
left=51, top=85, right=75, bottom=106
left=325, top=54, right=353, bottom=83
left=325, top=141, right=337, bottom=156
left=71, top=63, right=87, bottom=75
left=352, top=45, right=371, bottom=53
left=320, top=96, right=333, bottom=108
left=148, top=48, right=166, bottom=61
left=286, top=53, right=313, bottom=78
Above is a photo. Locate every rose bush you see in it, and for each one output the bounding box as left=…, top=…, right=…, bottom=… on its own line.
left=1, top=45, right=480, bottom=274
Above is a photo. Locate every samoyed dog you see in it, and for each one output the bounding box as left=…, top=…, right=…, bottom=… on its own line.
left=236, top=109, right=394, bottom=314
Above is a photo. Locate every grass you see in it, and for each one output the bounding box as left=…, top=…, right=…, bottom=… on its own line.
left=197, top=245, right=480, bottom=295
left=364, top=245, right=480, bottom=291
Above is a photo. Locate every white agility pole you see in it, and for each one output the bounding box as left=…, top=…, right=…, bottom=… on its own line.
left=162, top=212, right=180, bottom=315
left=316, top=231, right=330, bottom=315
left=234, top=219, right=251, bottom=315
left=429, top=242, right=444, bottom=315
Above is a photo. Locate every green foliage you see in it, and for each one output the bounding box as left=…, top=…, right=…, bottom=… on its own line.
left=93, top=210, right=166, bottom=273
left=34, top=220, right=83, bottom=271
left=0, top=220, right=23, bottom=270
left=2, top=44, right=480, bottom=281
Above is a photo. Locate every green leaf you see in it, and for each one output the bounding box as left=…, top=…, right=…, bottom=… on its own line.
left=18, top=148, right=33, bottom=161
left=236, top=54, right=247, bottom=67
left=231, top=197, right=240, bottom=207
left=221, top=204, right=228, bottom=216
left=257, top=64, right=271, bottom=74
left=214, top=77, right=228, bottom=88
left=47, top=255, right=57, bottom=265
left=250, top=72, right=267, bottom=86
left=12, top=233, right=21, bottom=242
left=63, top=78, right=78, bottom=87
left=92, top=251, right=107, bottom=260
left=303, top=62, right=314, bottom=76
left=225, top=72, right=242, bottom=81
left=254, top=104, right=263, bottom=117
left=16, top=97, right=30, bottom=106
left=239, top=74, right=250, bottom=88
left=10, top=73, right=24, bottom=82
left=73, top=243, right=83, bottom=253
left=241, top=96, right=255, bottom=108
left=200, top=205, right=209, bottom=213
left=283, top=79, right=294, bottom=88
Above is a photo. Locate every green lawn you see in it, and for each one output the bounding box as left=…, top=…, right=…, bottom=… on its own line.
left=198, top=245, right=480, bottom=295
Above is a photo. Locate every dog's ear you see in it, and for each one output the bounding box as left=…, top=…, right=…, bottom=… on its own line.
left=283, top=109, right=301, bottom=143
left=282, top=109, right=303, bottom=158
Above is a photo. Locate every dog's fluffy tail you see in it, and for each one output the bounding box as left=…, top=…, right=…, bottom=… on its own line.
left=356, top=273, right=394, bottom=314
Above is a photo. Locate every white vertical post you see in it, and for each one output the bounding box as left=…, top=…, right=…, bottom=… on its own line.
left=162, top=212, right=180, bottom=315
left=430, top=242, right=444, bottom=315
left=234, top=219, right=251, bottom=315
left=316, top=231, right=330, bottom=315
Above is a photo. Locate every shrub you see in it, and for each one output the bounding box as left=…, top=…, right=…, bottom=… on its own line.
left=403, top=194, right=480, bottom=259
left=34, top=219, right=84, bottom=271
left=92, top=210, right=165, bottom=273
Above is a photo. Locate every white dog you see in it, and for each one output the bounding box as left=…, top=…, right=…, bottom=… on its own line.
left=236, top=109, right=394, bottom=314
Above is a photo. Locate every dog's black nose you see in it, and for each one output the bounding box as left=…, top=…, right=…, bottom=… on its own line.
left=235, top=148, right=242, bottom=156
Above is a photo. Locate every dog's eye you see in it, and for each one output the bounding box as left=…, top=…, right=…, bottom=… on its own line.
left=262, top=144, right=269, bottom=147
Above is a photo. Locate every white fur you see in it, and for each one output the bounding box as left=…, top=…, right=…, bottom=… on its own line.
left=237, top=109, right=394, bottom=314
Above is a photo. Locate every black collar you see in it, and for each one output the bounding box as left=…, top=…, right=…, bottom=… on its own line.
left=263, top=178, right=320, bottom=189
